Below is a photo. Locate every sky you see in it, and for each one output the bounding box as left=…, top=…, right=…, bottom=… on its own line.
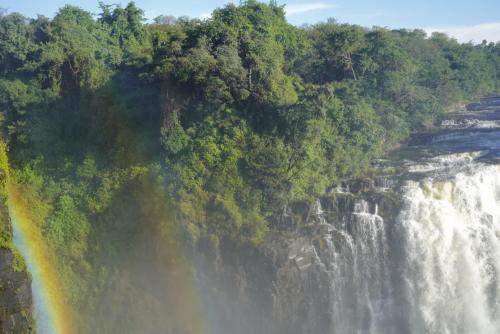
left=2, top=0, right=500, bottom=43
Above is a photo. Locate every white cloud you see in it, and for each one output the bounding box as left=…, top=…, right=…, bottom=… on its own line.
left=424, top=22, right=500, bottom=44
left=285, top=3, right=336, bottom=16
left=198, top=12, right=211, bottom=20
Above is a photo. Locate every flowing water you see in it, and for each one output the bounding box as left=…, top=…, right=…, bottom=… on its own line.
left=325, top=97, right=500, bottom=334
left=10, top=211, right=56, bottom=334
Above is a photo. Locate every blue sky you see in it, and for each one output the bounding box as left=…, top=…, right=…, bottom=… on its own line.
left=2, top=0, right=500, bottom=43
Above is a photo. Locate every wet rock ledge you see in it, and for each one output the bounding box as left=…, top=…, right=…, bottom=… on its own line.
left=197, top=180, right=401, bottom=334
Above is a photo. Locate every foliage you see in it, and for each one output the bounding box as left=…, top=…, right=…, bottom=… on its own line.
left=0, top=2, right=499, bottom=333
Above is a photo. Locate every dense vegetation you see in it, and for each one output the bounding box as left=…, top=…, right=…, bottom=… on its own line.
left=1, top=1, right=499, bottom=332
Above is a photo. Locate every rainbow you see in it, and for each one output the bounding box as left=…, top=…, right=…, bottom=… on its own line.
left=7, top=184, right=75, bottom=334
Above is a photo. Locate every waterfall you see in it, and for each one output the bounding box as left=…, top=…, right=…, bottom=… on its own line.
left=397, top=165, right=500, bottom=334
left=325, top=163, right=500, bottom=334
left=328, top=198, right=392, bottom=334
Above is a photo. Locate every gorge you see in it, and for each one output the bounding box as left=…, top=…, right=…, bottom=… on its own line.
left=0, top=1, right=500, bottom=333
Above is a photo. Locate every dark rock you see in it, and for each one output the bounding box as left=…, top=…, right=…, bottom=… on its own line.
left=0, top=201, right=33, bottom=333
left=197, top=183, right=402, bottom=334
left=0, top=248, right=33, bottom=334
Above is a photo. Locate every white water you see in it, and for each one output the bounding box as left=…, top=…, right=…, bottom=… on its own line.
left=441, top=119, right=500, bottom=129
left=406, top=151, right=482, bottom=174
left=328, top=199, right=392, bottom=333
left=397, top=164, right=500, bottom=334
left=326, top=162, right=500, bottom=334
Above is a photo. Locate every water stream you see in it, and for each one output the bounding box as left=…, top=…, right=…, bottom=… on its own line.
left=324, top=97, right=500, bottom=333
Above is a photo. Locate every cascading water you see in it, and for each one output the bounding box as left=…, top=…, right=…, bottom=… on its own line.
left=327, top=199, right=391, bottom=334
left=397, top=165, right=500, bottom=334
left=321, top=97, right=500, bottom=334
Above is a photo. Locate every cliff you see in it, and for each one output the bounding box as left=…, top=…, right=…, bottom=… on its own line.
left=0, top=202, right=33, bottom=333
left=0, top=248, right=32, bottom=333
left=196, top=182, right=401, bottom=334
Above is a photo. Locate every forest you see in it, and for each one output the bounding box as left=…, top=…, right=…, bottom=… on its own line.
left=1, top=1, right=500, bottom=332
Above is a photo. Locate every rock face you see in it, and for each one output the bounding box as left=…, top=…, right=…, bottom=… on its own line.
left=0, top=202, right=33, bottom=334
left=197, top=185, right=401, bottom=334
left=0, top=247, right=32, bottom=334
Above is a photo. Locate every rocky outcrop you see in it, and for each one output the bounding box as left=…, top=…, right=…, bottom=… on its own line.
left=197, top=184, right=401, bottom=334
left=0, top=247, right=32, bottom=334
left=0, top=202, right=32, bottom=334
